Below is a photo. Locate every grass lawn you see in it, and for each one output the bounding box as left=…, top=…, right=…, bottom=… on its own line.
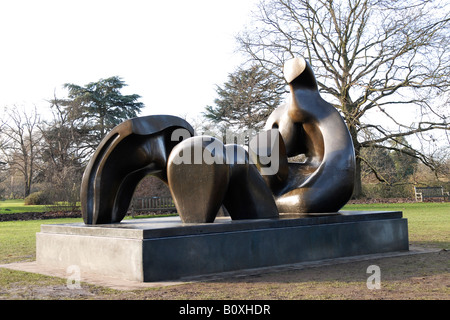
left=0, top=202, right=448, bottom=300
left=0, top=202, right=448, bottom=264
left=0, top=199, right=46, bottom=214
left=342, top=202, right=450, bottom=249
left=0, top=218, right=82, bottom=264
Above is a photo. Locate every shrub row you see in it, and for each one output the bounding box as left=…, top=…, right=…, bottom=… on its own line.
left=24, top=191, right=52, bottom=205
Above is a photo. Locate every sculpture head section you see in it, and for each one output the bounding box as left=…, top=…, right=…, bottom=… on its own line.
left=286, top=57, right=325, bottom=125
left=283, top=56, right=318, bottom=89
left=262, top=57, right=319, bottom=156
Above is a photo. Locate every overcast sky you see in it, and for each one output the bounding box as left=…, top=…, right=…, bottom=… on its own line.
left=0, top=0, right=259, bottom=120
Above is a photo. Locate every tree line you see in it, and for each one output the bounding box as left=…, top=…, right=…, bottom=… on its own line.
left=1, top=0, right=449, bottom=202
left=203, top=0, right=450, bottom=198
left=0, top=76, right=144, bottom=203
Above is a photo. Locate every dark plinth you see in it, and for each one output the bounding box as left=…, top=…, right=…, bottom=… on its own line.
left=36, top=211, right=408, bottom=282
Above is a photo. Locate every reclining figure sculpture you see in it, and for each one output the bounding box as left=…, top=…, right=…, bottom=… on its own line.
left=81, top=56, right=355, bottom=225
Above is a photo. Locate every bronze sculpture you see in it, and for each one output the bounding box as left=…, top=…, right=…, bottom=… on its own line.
left=80, top=56, right=355, bottom=225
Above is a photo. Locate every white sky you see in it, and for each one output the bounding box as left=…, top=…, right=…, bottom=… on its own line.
left=0, top=0, right=259, bottom=120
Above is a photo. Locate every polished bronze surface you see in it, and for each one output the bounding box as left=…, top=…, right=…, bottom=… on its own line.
left=258, top=56, right=355, bottom=213
left=222, top=144, right=279, bottom=220
left=167, top=136, right=230, bottom=223
left=81, top=115, right=194, bottom=224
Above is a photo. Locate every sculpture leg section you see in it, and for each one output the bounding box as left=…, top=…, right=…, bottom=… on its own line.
left=167, top=136, right=279, bottom=223
left=222, top=144, right=279, bottom=220
left=167, top=136, right=230, bottom=223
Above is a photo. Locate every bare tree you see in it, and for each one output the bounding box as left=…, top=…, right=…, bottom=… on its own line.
left=38, top=100, right=86, bottom=205
left=0, top=116, right=8, bottom=198
left=1, top=106, right=41, bottom=197
left=237, top=0, right=450, bottom=197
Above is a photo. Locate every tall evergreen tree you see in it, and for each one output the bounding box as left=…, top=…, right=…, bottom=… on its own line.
left=62, top=76, right=144, bottom=142
left=204, top=65, right=285, bottom=131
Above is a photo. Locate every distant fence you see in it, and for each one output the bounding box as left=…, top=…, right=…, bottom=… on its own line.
left=130, top=196, right=176, bottom=216
left=45, top=202, right=81, bottom=212
left=414, top=186, right=449, bottom=202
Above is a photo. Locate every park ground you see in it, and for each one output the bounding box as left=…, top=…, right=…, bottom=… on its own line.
left=0, top=201, right=448, bottom=300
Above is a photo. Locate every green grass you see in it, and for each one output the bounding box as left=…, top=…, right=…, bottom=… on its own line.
left=342, top=202, right=450, bottom=249
left=0, top=202, right=447, bottom=265
left=0, top=267, right=67, bottom=289
left=0, top=218, right=82, bottom=264
left=0, top=202, right=448, bottom=300
left=0, top=199, right=47, bottom=214
left=0, top=214, right=172, bottom=264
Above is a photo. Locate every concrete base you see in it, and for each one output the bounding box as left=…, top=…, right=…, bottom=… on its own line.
left=36, top=211, right=408, bottom=282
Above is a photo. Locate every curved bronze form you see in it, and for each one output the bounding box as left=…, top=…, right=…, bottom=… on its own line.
left=255, top=56, right=355, bottom=213
left=167, top=136, right=278, bottom=223
left=167, top=136, right=230, bottom=223
left=221, top=144, right=278, bottom=220
left=81, top=115, right=194, bottom=224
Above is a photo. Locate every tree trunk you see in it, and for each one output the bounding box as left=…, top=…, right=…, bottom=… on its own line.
left=23, top=168, right=31, bottom=198
left=353, top=154, right=363, bottom=198
left=24, top=181, right=31, bottom=198
left=348, top=122, right=363, bottom=198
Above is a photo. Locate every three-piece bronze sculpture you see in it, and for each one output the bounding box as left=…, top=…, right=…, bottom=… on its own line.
left=81, top=56, right=355, bottom=225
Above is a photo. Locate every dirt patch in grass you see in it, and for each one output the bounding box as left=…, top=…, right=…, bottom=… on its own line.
left=0, top=211, right=82, bottom=222
left=122, top=250, right=449, bottom=300
left=1, top=250, right=448, bottom=300
left=0, top=211, right=175, bottom=221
